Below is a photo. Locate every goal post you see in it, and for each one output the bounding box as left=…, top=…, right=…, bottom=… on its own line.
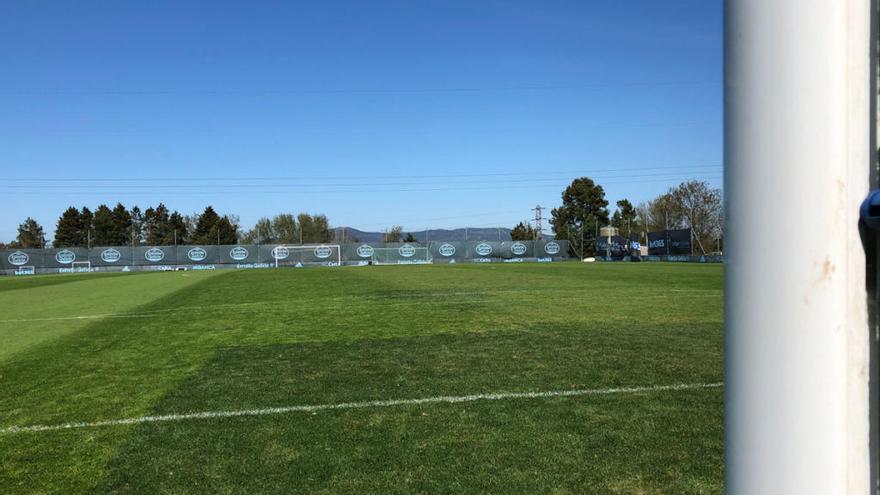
left=270, top=245, right=342, bottom=268
left=725, top=1, right=873, bottom=492
left=370, top=246, right=432, bottom=265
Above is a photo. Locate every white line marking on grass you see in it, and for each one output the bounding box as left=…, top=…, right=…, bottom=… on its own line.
left=0, top=313, right=162, bottom=323
left=0, top=382, right=722, bottom=435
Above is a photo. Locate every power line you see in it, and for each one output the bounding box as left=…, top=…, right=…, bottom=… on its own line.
left=343, top=210, right=527, bottom=229
left=0, top=174, right=722, bottom=196
left=2, top=80, right=720, bottom=96
left=0, top=120, right=716, bottom=138
left=1, top=164, right=721, bottom=183
left=0, top=170, right=721, bottom=190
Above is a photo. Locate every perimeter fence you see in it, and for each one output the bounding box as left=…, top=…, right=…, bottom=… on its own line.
left=0, top=240, right=570, bottom=275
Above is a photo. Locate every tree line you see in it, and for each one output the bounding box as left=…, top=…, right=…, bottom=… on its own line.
left=544, top=178, right=723, bottom=256
left=5, top=204, right=240, bottom=248
left=3, top=177, right=722, bottom=253
left=240, top=214, right=334, bottom=244
left=4, top=206, right=343, bottom=249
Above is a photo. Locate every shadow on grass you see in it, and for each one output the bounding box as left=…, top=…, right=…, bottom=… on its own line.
left=0, top=272, right=132, bottom=293
left=92, top=324, right=722, bottom=494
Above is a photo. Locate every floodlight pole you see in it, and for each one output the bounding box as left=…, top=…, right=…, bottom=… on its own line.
left=725, top=0, right=874, bottom=493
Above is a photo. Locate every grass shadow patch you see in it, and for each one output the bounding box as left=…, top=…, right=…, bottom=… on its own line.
left=0, top=272, right=131, bottom=293
left=92, top=323, right=722, bottom=493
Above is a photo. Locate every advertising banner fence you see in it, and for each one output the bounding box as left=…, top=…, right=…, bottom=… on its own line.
left=647, top=231, right=667, bottom=256
left=643, top=229, right=694, bottom=256
left=666, top=229, right=693, bottom=255
left=596, top=236, right=627, bottom=259
left=90, top=246, right=133, bottom=267
left=0, top=240, right=569, bottom=275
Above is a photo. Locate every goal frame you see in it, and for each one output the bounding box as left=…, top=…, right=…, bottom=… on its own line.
left=271, top=244, right=342, bottom=268
left=71, top=261, right=92, bottom=272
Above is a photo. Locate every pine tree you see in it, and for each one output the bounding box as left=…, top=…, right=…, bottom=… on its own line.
left=15, top=217, right=46, bottom=248
left=550, top=177, right=610, bottom=257
left=510, top=221, right=535, bottom=241
left=110, top=203, right=133, bottom=246
left=216, top=216, right=239, bottom=245
left=169, top=211, right=188, bottom=245
left=129, top=206, right=144, bottom=245
left=144, top=203, right=172, bottom=245
left=81, top=206, right=94, bottom=247
left=192, top=206, right=221, bottom=244
left=54, top=206, right=84, bottom=247
left=92, top=204, right=115, bottom=246
left=612, top=199, right=639, bottom=241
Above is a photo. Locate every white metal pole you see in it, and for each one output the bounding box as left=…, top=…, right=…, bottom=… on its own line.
left=725, top=1, right=872, bottom=493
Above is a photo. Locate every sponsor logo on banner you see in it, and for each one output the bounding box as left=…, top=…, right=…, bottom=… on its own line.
left=438, top=243, right=456, bottom=257
left=101, top=248, right=121, bottom=263
left=630, top=241, right=641, bottom=250
left=356, top=244, right=374, bottom=258
left=648, top=239, right=665, bottom=249
left=271, top=246, right=290, bottom=260
left=510, top=242, right=527, bottom=256
left=229, top=246, right=249, bottom=261
left=398, top=244, right=416, bottom=258
left=314, top=245, right=333, bottom=259
left=8, top=251, right=29, bottom=266
left=544, top=241, right=561, bottom=255
left=145, top=248, right=165, bottom=262
left=55, top=249, right=76, bottom=264
left=475, top=243, right=492, bottom=256
left=187, top=247, right=208, bottom=262
left=236, top=262, right=271, bottom=269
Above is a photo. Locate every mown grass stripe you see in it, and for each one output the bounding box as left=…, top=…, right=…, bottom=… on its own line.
left=0, top=382, right=722, bottom=435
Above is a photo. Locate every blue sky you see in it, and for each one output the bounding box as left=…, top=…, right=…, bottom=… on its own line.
left=1, top=0, right=721, bottom=240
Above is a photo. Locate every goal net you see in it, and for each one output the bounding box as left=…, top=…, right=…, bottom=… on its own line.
left=370, top=245, right=432, bottom=265
left=271, top=245, right=342, bottom=267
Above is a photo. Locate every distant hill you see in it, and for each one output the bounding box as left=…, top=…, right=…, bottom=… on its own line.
left=337, top=227, right=553, bottom=243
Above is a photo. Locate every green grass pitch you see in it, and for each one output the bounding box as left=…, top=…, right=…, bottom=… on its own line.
left=0, top=262, right=723, bottom=494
